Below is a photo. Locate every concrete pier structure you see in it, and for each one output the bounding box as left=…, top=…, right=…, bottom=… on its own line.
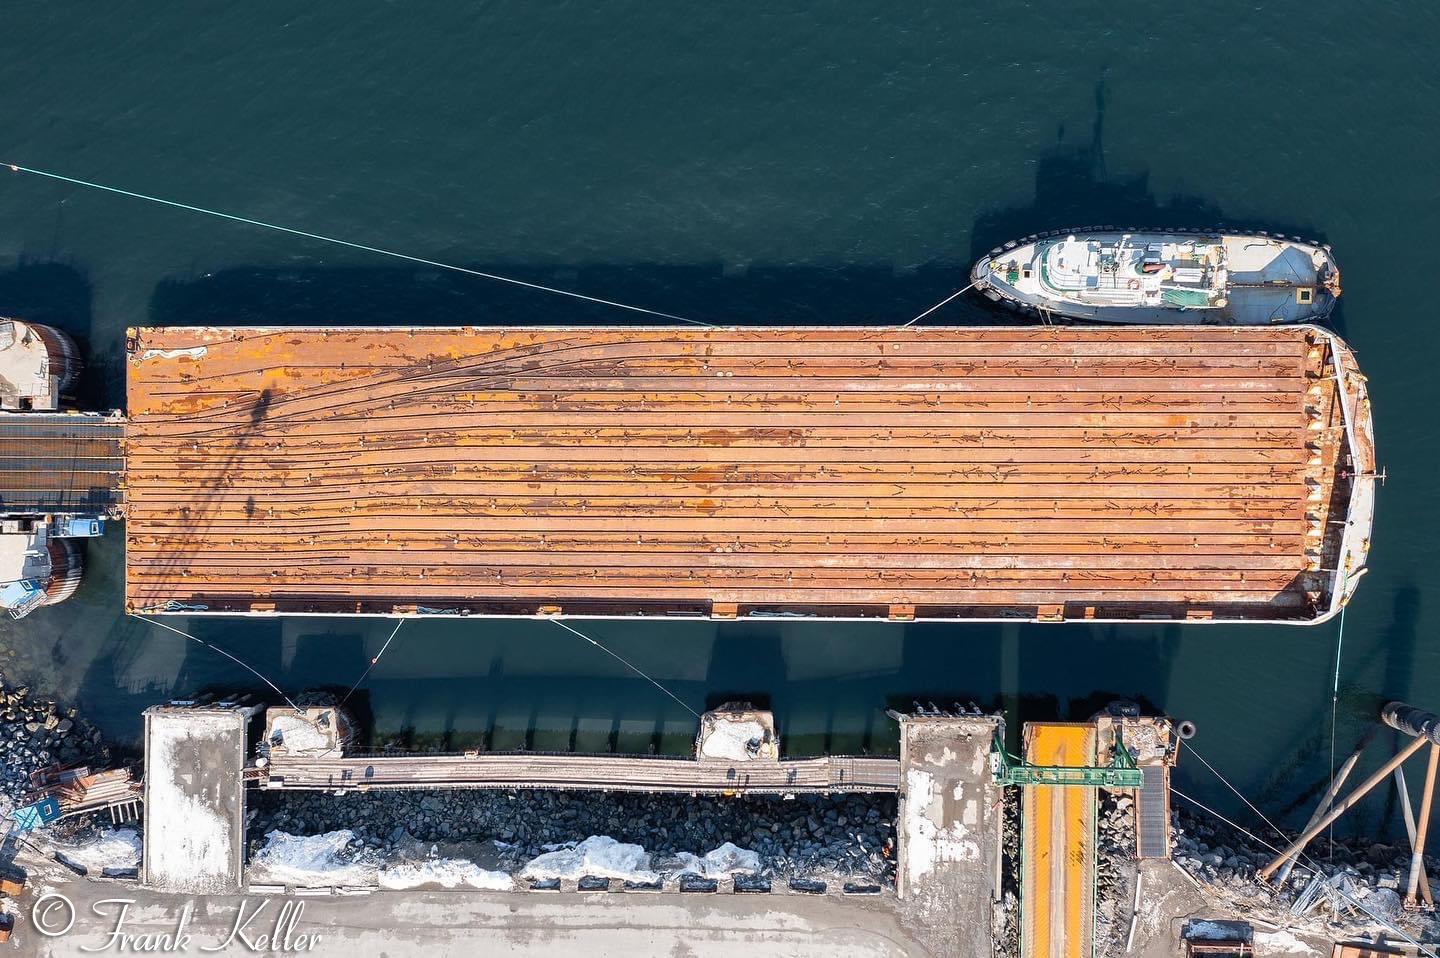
left=894, top=711, right=1005, bottom=958
left=141, top=702, right=258, bottom=893
left=259, top=705, right=899, bottom=795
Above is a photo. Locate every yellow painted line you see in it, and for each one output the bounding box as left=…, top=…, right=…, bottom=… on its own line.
left=1021, top=724, right=1097, bottom=958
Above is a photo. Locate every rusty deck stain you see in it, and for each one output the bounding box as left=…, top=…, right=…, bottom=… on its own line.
left=122, top=325, right=1375, bottom=622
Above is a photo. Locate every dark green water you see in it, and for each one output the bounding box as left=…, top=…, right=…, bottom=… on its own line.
left=0, top=3, right=1435, bottom=836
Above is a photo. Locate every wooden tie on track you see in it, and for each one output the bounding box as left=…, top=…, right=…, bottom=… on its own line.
left=122, top=325, right=1375, bottom=622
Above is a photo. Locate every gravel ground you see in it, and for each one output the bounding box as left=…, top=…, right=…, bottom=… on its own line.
left=996, top=790, right=1022, bottom=958
left=1095, top=793, right=1139, bottom=958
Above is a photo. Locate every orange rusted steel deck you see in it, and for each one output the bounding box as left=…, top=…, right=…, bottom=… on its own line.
left=1021, top=723, right=1098, bottom=958
left=122, top=325, right=1375, bottom=623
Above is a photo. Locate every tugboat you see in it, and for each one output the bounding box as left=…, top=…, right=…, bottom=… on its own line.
left=971, top=229, right=1340, bottom=324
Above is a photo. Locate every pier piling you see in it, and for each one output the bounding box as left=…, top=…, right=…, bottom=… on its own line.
left=1260, top=702, right=1440, bottom=882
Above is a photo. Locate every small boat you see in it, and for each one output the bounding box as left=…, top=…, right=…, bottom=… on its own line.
left=970, top=229, right=1340, bottom=324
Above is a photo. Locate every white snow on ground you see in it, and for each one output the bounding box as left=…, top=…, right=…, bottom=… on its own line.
left=698, top=719, right=767, bottom=761
left=254, top=831, right=761, bottom=890
left=521, top=836, right=658, bottom=883
left=269, top=715, right=330, bottom=754
left=694, top=847, right=766, bottom=875
left=380, top=858, right=512, bottom=890
left=903, top=765, right=979, bottom=888
left=140, top=346, right=207, bottom=361
left=52, top=828, right=142, bottom=872
left=1253, top=930, right=1321, bottom=956
left=144, top=711, right=241, bottom=893
left=524, top=837, right=760, bottom=882
left=671, top=847, right=766, bottom=875
left=249, top=830, right=379, bottom=887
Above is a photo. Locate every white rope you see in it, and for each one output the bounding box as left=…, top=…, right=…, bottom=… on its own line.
left=128, top=613, right=300, bottom=711
left=1327, top=605, right=1347, bottom=860
left=1171, top=786, right=1291, bottom=859
left=550, top=619, right=700, bottom=718
left=342, top=618, right=407, bottom=704
left=3, top=162, right=714, bottom=327
left=900, top=281, right=976, bottom=327
left=1181, top=740, right=1295, bottom=844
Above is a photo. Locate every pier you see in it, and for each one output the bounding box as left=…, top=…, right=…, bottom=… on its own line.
left=259, top=704, right=900, bottom=795
left=0, top=412, right=123, bottom=518
left=894, top=711, right=1005, bottom=958
left=262, top=752, right=900, bottom=794
left=119, top=700, right=1201, bottom=958
left=140, top=702, right=255, bottom=893
left=123, top=323, right=1375, bottom=624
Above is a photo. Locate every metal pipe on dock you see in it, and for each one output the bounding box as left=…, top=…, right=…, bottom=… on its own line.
left=1393, top=767, right=1433, bottom=906
left=1405, top=743, right=1440, bottom=907
left=1274, top=726, right=1378, bottom=885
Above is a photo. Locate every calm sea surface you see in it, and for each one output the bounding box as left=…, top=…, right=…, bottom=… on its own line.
left=0, top=2, right=1435, bottom=836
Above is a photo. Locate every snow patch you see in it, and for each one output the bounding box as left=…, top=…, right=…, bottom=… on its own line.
left=269, top=715, right=331, bottom=754
left=250, top=830, right=379, bottom=887
left=1253, top=930, right=1320, bottom=956
left=903, top=766, right=980, bottom=886
left=521, top=836, right=657, bottom=883
left=380, top=858, right=511, bottom=891
left=673, top=842, right=762, bottom=878
left=698, top=719, right=767, bottom=761
left=52, top=828, right=142, bottom=872
left=140, top=347, right=207, bottom=361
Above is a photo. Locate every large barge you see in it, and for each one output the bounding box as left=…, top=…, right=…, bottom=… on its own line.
left=123, top=325, right=1376, bottom=625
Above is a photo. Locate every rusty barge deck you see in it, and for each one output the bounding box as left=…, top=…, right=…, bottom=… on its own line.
left=123, top=325, right=1375, bottom=624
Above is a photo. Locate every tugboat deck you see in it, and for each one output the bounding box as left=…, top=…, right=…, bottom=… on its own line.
left=122, top=325, right=1375, bottom=623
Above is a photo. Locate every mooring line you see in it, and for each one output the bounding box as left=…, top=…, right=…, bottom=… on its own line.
left=549, top=619, right=700, bottom=718
left=3, top=161, right=714, bottom=327
left=342, top=618, right=407, bottom=705
left=1180, top=739, right=1294, bottom=843
left=1170, top=786, right=1289, bottom=859
left=1327, top=604, right=1347, bottom=860
left=900, top=281, right=976, bottom=328
left=128, top=612, right=300, bottom=711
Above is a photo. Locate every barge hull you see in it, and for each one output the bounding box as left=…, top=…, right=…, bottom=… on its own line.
left=123, top=325, right=1374, bottom=624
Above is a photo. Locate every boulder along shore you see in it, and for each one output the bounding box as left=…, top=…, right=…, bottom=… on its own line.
left=247, top=788, right=897, bottom=885
left=0, top=673, right=110, bottom=810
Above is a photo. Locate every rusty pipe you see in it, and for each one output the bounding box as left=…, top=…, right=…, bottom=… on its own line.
left=1275, top=725, right=1378, bottom=885
left=1405, top=744, right=1440, bottom=907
